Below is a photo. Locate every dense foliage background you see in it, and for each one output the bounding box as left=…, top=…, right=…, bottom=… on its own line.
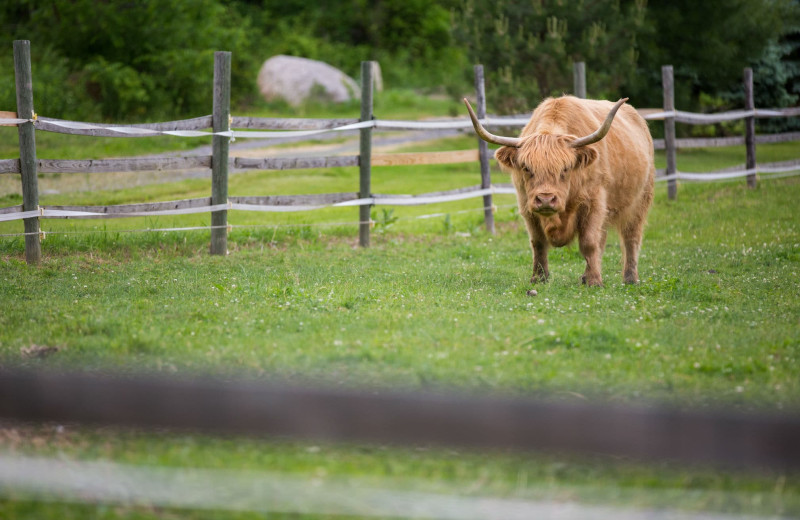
left=1, top=0, right=798, bottom=129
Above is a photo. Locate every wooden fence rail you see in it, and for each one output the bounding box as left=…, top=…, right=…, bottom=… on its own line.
left=35, top=115, right=213, bottom=137
left=0, top=368, right=798, bottom=470
left=3, top=41, right=799, bottom=261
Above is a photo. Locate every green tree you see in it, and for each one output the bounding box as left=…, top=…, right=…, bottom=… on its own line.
left=450, top=0, right=799, bottom=118
left=451, top=0, right=648, bottom=113
left=1, top=0, right=254, bottom=121
left=717, top=3, right=800, bottom=133
left=744, top=39, right=799, bottom=132
left=630, top=0, right=799, bottom=111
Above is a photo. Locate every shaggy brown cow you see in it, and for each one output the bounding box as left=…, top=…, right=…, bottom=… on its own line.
left=465, top=96, right=654, bottom=286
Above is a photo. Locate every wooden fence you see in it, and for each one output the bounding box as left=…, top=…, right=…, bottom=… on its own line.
left=2, top=367, right=798, bottom=518
left=1, top=368, right=798, bottom=470
left=2, top=41, right=799, bottom=264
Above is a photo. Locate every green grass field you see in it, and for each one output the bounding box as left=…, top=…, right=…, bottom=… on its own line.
left=1, top=96, right=799, bottom=519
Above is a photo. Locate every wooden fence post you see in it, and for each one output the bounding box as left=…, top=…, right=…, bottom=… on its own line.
left=13, top=40, right=41, bottom=264
left=662, top=65, right=678, bottom=200
left=473, top=65, right=495, bottom=234
left=359, top=61, right=374, bottom=248
left=210, top=51, right=231, bottom=255
left=744, top=67, right=757, bottom=189
left=573, top=62, right=586, bottom=99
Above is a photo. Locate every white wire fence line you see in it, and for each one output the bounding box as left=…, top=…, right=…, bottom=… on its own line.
left=0, top=186, right=519, bottom=223
left=1, top=114, right=525, bottom=138
left=0, top=454, right=788, bottom=520
left=0, top=203, right=521, bottom=238
left=2, top=158, right=799, bottom=227
left=655, top=161, right=800, bottom=182
left=1, top=105, right=799, bottom=139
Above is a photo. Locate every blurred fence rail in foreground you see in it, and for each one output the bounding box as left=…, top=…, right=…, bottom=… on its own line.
left=0, top=368, right=798, bottom=470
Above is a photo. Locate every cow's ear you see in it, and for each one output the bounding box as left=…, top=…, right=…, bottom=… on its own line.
left=494, top=146, right=518, bottom=169
left=574, top=146, right=598, bottom=169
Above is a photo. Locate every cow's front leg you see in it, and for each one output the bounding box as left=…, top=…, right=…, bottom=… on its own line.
left=531, top=240, right=549, bottom=283
left=524, top=216, right=549, bottom=283
left=578, top=209, right=606, bottom=287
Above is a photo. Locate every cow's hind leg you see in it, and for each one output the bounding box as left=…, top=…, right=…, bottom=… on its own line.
left=620, top=213, right=646, bottom=284
left=619, top=186, right=653, bottom=284
left=578, top=208, right=606, bottom=287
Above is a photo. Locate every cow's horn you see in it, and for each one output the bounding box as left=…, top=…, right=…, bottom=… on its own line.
left=463, top=98, right=523, bottom=148
left=570, top=97, right=628, bottom=148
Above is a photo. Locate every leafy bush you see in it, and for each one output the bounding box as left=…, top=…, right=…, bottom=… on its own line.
left=2, top=0, right=255, bottom=121
left=749, top=39, right=799, bottom=133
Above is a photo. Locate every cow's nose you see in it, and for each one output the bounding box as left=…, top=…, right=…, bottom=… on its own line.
left=534, top=193, right=556, bottom=208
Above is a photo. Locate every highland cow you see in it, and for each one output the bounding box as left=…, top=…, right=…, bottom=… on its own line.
left=465, top=96, right=655, bottom=286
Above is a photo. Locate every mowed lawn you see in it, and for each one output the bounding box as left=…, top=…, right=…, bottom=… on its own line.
left=1, top=137, right=799, bottom=518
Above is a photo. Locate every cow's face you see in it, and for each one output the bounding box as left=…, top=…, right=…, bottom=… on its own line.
left=495, top=135, right=597, bottom=216
left=463, top=96, right=627, bottom=216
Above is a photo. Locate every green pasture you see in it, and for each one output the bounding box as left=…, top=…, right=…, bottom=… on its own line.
left=1, top=104, right=799, bottom=518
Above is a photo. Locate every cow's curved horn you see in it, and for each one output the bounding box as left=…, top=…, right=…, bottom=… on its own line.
left=570, top=97, right=628, bottom=148
left=463, top=98, right=523, bottom=148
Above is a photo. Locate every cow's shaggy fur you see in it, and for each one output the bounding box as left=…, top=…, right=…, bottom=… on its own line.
left=494, top=96, right=655, bottom=286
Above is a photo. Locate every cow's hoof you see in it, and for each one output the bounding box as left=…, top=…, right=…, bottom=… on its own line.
left=581, top=274, right=603, bottom=287
left=530, top=273, right=549, bottom=284
left=623, top=271, right=640, bottom=284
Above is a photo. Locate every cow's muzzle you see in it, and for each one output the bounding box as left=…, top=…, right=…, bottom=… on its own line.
left=532, top=193, right=559, bottom=214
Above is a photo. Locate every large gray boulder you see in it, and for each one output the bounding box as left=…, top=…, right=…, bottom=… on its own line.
left=257, top=55, right=359, bottom=106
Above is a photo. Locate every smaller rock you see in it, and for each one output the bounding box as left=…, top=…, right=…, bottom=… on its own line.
left=526, top=289, right=538, bottom=297
left=707, top=269, right=718, bottom=274
left=20, top=344, right=61, bottom=359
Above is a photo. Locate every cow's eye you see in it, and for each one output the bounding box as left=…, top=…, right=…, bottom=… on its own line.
left=521, top=165, right=532, bottom=175
left=560, top=167, right=569, bottom=181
